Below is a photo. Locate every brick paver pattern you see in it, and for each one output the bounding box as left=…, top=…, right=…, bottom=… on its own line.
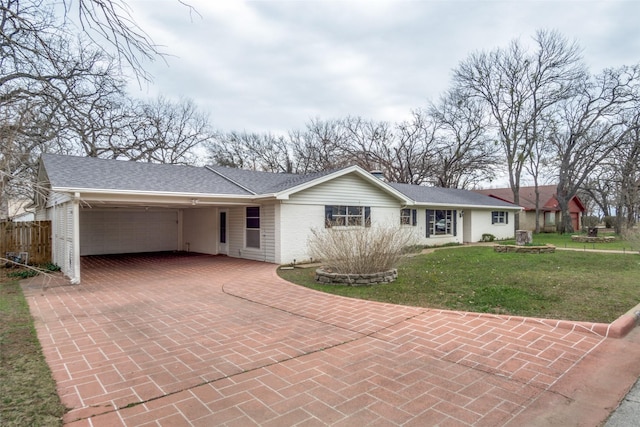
left=23, top=253, right=607, bottom=426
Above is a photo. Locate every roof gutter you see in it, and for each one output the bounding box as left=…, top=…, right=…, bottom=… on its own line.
left=411, top=202, right=523, bottom=210
left=51, top=187, right=257, bottom=200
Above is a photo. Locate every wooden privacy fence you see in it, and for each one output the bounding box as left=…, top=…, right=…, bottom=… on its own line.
left=1, top=221, right=52, bottom=265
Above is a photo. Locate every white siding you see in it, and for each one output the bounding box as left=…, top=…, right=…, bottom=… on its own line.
left=227, top=206, right=244, bottom=259
left=227, top=203, right=276, bottom=263
left=79, top=209, right=179, bottom=255
left=46, top=191, right=72, bottom=208
left=277, top=173, right=404, bottom=264
left=468, top=209, right=515, bottom=241
left=409, top=208, right=462, bottom=246
left=50, top=200, right=80, bottom=283
left=289, top=174, right=400, bottom=207
left=278, top=204, right=400, bottom=264
left=183, top=208, right=217, bottom=254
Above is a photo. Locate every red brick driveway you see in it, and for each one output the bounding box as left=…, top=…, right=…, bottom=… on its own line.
left=23, top=253, right=640, bottom=426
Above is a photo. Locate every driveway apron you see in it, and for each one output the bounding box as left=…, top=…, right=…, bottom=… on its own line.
left=22, top=253, right=640, bottom=426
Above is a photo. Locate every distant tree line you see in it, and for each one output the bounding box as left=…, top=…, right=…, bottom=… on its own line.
left=1, top=1, right=639, bottom=234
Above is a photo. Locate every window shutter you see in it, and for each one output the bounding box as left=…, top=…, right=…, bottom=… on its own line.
left=506, top=212, right=509, bottom=224
left=324, top=205, right=333, bottom=228
left=412, top=209, right=417, bottom=226
left=364, top=206, right=371, bottom=227
left=453, top=210, right=457, bottom=237
left=426, top=209, right=432, bottom=237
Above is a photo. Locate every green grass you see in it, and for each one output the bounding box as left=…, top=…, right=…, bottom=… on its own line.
left=0, top=274, right=66, bottom=426
left=504, top=232, right=637, bottom=252
left=278, top=247, right=640, bottom=323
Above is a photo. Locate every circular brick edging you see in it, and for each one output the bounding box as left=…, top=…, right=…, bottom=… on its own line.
left=315, top=268, right=398, bottom=286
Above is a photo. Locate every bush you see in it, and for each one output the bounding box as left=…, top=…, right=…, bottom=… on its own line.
left=582, top=215, right=600, bottom=228
left=481, top=233, right=495, bottom=242
left=622, top=228, right=640, bottom=251
left=603, top=216, right=616, bottom=228
left=308, top=225, right=418, bottom=274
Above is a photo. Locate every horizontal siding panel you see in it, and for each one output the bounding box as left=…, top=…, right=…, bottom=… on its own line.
left=288, top=174, right=400, bottom=207
left=80, top=209, right=179, bottom=255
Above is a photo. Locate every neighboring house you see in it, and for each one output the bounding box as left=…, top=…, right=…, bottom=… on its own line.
left=1, top=198, right=35, bottom=222
left=474, top=185, right=586, bottom=232
left=35, top=154, right=521, bottom=283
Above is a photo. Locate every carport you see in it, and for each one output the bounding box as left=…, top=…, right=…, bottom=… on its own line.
left=36, top=154, right=271, bottom=283
left=52, top=194, right=250, bottom=283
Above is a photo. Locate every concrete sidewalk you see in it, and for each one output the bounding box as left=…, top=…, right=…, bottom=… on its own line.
left=605, top=378, right=640, bottom=426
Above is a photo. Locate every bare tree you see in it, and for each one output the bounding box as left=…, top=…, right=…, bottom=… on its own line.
left=125, top=96, right=216, bottom=165
left=388, top=110, right=435, bottom=185
left=428, top=89, right=497, bottom=189
left=0, top=0, right=129, bottom=215
left=550, top=65, right=640, bottom=233
left=453, top=30, right=585, bottom=229
left=608, top=122, right=640, bottom=232
left=62, top=0, right=197, bottom=81
left=289, top=118, right=350, bottom=173
left=208, top=131, right=293, bottom=172
left=341, top=116, right=395, bottom=173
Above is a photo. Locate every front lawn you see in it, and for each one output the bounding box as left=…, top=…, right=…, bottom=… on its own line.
left=0, top=272, right=66, bottom=426
left=505, top=232, right=636, bottom=252
left=278, top=247, right=640, bottom=323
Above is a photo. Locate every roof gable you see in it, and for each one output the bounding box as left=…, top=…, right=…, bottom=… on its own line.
left=271, top=166, right=413, bottom=203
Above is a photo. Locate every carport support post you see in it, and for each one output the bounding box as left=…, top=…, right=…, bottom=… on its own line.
left=71, top=193, right=81, bottom=284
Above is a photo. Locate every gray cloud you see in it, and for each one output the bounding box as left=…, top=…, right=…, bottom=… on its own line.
left=127, top=0, right=640, bottom=133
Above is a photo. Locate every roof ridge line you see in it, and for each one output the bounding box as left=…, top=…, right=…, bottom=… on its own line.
left=204, top=165, right=257, bottom=195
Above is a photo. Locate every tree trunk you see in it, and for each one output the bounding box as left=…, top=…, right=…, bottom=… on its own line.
left=555, top=185, right=574, bottom=234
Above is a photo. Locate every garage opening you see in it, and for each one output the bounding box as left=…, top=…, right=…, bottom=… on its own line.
left=80, top=209, right=179, bottom=256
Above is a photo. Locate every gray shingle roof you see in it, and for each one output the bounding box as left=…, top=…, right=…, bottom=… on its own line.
left=388, top=182, right=519, bottom=208
left=205, top=165, right=339, bottom=194
left=41, top=154, right=519, bottom=209
left=41, top=154, right=253, bottom=195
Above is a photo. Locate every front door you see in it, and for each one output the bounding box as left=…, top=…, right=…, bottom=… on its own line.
left=219, top=210, right=228, bottom=255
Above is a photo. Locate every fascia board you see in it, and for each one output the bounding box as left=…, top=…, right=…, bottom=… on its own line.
left=412, top=202, right=523, bottom=211
left=51, top=187, right=256, bottom=200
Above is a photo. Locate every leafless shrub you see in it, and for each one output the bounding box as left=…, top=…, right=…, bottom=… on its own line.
left=622, top=227, right=640, bottom=252
left=308, top=225, right=418, bottom=274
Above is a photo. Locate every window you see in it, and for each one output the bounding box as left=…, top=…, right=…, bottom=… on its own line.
left=400, top=208, right=417, bottom=226
left=325, top=205, right=371, bottom=228
left=426, top=209, right=456, bottom=237
left=491, top=211, right=509, bottom=224
left=246, top=206, right=260, bottom=249
left=220, top=211, right=227, bottom=243
left=545, top=211, right=556, bottom=226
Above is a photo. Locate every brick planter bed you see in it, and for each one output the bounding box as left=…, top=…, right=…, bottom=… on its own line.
left=571, top=235, right=616, bottom=243
left=494, top=244, right=556, bottom=254
left=315, top=267, right=398, bottom=286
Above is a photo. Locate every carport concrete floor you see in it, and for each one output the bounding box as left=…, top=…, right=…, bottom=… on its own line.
left=21, top=253, right=640, bottom=426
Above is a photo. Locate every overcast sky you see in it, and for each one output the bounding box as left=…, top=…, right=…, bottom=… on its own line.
left=126, top=0, right=640, bottom=134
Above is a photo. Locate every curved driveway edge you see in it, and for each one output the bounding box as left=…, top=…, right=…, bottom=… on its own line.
left=22, top=253, right=640, bottom=426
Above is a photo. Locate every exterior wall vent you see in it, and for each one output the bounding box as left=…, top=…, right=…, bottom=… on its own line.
left=370, top=170, right=385, bottom=181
